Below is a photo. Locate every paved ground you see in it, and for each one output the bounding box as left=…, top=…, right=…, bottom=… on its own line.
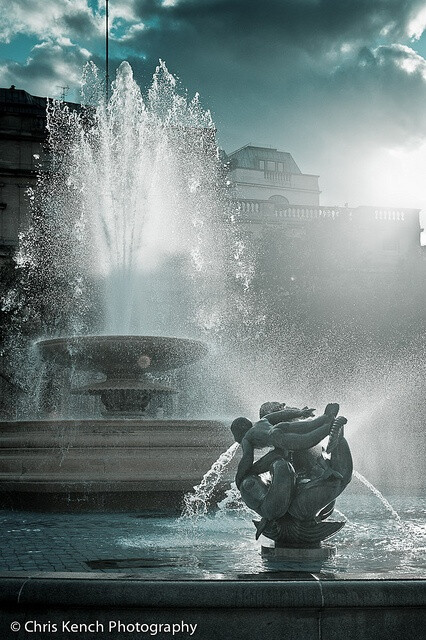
left=0, top=510, right=356, bottom=579
left=0, top=509, right=274, bottom=579
left=1, top=513, right=109, bottom=572
left=0, top=511, right=178, bottom=574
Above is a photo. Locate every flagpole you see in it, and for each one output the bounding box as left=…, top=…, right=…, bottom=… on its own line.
left=105, top=0, right=109, bottom=102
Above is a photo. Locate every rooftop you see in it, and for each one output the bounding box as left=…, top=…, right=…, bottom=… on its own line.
left=227, top=144, right=302, bottom=174
left=0, top=86, right=80, bottom=115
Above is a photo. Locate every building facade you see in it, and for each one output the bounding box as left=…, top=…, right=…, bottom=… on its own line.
left=226, top=143, right=424, bottom=329
left=227, top=144, right=320, bottom=213
left=0, top=86, right=50, bottom=263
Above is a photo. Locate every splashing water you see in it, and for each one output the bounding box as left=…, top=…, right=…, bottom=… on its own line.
left=352, top=472, right=421, bottom=563
left=216, top=482, right=258, bottom=520
left=181, top=442, right=239, bottom=519
left=333, top=507, right=348, bottom=521
left=354, top=470, right=402, bottom=523
left=2, top=60, right=257, bottom=415
left=7, top=60, right=252, bottom=343
left=217, top=483, right=247, bottom=513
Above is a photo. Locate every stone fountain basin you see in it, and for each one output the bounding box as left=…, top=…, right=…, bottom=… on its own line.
left=36, top=335, right=208, bottom=376
left=5, top=334, right=232, bottom=509
left=0, top=418, right=232, bottom=511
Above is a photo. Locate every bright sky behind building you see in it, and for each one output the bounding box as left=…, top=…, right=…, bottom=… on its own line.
left=1, top=0, right=426, bottom=237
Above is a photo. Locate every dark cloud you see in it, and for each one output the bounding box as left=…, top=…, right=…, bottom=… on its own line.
left=127, top=0, right=426, bottom=54
left=107, top=1, right=426, bottom=157
left=100, top=2, right=426, bottom=214
left=329, top=45, right=426, bottom=141
left=62, top=11, right=98, bottom=40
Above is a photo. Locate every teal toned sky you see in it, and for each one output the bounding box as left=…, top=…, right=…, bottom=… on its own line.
left=1, top=0, right=426, bottom=226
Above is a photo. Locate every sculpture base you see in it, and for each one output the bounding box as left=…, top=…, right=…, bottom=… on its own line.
left=261, top=544, right=336, bottom=562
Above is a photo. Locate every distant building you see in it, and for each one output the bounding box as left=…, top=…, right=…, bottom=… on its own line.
left=0, top=86, right=81, bottom=264
left=0, top=86, right=51, bottom=262
left=226, top=144, right=426, bottom=493
left=227, top=144, right=320, bottom=213
left=225, top=144, right=425, bottom=328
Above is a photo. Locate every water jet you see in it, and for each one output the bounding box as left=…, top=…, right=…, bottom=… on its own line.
left=0, top=61, right=236, bottom=511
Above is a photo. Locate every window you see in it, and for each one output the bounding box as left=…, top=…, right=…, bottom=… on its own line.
left=277, top=162, right=284, bottom=173
left=269, top=195, right=289, bottom=217
left=266, top=161, right=275, bottom=171
left=259, top=160, right=265, bottom=170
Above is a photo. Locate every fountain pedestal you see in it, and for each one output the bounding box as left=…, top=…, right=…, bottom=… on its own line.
left=73, top=378, right=177, bottom=418
left=261, top=544, right=336, bottom=562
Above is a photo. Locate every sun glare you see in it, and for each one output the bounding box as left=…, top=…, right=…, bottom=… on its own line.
left=366, top=144, right=426, bottom=243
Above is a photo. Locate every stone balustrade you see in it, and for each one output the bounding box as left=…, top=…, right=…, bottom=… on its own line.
left=263, top=170, right=292, bottom=184
left=374, top=209, right=405, bottom=221
left=236, top=200, right=415, bottom=224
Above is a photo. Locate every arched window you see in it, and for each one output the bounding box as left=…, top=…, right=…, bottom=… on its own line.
left=269, top=195, right=289, bottom=217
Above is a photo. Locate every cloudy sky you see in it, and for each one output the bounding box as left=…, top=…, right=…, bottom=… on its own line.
left=2, top=0, right=426, bottom=227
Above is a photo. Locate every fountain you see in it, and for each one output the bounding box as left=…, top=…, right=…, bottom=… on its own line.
left=0, top=60, right=243, bottom=511
left=0, top=59, right=425, bottom=640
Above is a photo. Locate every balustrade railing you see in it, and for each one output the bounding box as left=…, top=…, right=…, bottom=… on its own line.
left=374, top=209, right=405, bottom=221
left=237, top=200, right=261, bottom=215
left=236, top=201, right=411, bottom=224
left=264, top=171, right=292, bottom=184
left=277, top=206, right=343, bottom=220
